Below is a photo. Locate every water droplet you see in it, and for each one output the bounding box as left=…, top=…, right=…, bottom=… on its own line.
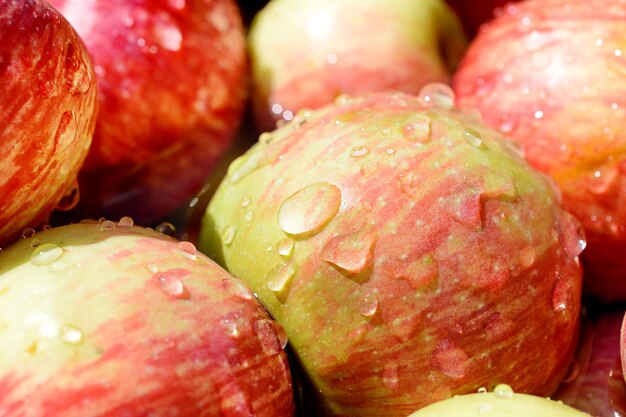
left=222, top=278, right=253, bottom=300
left=244, top=210, right=254, bottom=222
left=177, top=241, right=198, bottom=260
left=494, top=383, right=514, bottom=399
left=278, top=182, right=342, bottom=238
left=321, top=228, right=377, bottom=278
left=155, top=272, right=189, bottom=299
left=42, top=225, right=52, bottom=231
left=259, top=132, right=274, bottom=145
left=222, top=319, right=239, bottom=337
left=157, top=21, right=183, bottom=51
left=22, top=228, right=36, bottom=239
left=358, top=291, right=378, bottom=317
left=382, top=364, right=399, bottom=390
left=118, top=216, right=134, bottom=227
left=155, top=222, right=176, bottom=236
left=463, top=127, right=483, bottom=147
left=266, top=262, right=297, bottom=296
left=56, top=180, right=80, bottom=211
left=418, top=83, right=455, bottom=109
left=100, top=220, right=116, bottom=231
left=276, top=238, right=295, bottom=258
left=222, top=224, right=238, bottom=246
left=254, top=319, right=281, bottom=355
left=147, top=263, right=159, bottom=274
left=240, top=196, right=251, bottom=208
left=30, top=239, right=40, bottom=248
left=558, top=211, right=586, bottom=259
left=274, top=322, right=288, bottom=349
left=432, top=341, right=469, bottom=379
left=552, top=275, right=571, bottom=313
left=477, top=387, right=488, bottom=394
left=402, top=114, right=431, bottom=143
left=350, top=145, right=369, bottom=157
left=385, top=147, right=396, bottom=155
left=60, top=325, right=83, bottom=345
left=31, top=243, right=64, bottom=266
left=519, top=246, right=536, bottom=268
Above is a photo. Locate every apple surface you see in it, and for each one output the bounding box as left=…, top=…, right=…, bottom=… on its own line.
left=247, top=0, right=467, bottom=132
left=453, top=0, right=626, bottom=300
left=0, top=221, right=294, bottom=416
left=199, top=87, right=583, bottom=416
left=48, top=0, right=248, bottom=224
left=0, top=0, right=97, bottom=247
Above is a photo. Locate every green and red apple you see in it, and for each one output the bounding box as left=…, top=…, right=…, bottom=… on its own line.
left=248, top=0, right=467, bottom=132
left=453, top=0, right=626, bottom=300
left=199, top=88, right=583, bottom=415
left=0, top=0, right=96, bottom=247
left=0, top=221, right=294, bottom=416
left=48, top=0, right=248, bottom=224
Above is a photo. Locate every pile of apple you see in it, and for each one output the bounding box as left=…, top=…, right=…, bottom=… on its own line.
left=2, top=0, right=626, bottom=416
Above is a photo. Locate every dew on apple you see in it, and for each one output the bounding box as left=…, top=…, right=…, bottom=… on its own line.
left=493, top=383, right=514, bottom=399
left=402, top=114, right=432, bottom=143
left=244, top=210, right=254, bottom=222
left=60, top=325, right=83, bottom=345
left=350, top=145, right=369, bottom=158
left=321, top=228, right=376, bottom=277
left=221, top=318, right=239, bottom=337
left=155, top=221, right=176, bottom=236
left=418, top=83, right=455, bottom=110
left=30, top=238, right=40, bottom=248
left=22, top=228, right=36, bottom=239
left=432, top=340, right=469, bottom=379
left=240, top=196, right=252, bottom=208
left=118, top=216, right=134, bottom=227
left=30, top=243, right=64, bottom=267
left=154, top=272, right=188, bottom=299
left=382, top=363, right=400, bottom=390
left=146, top=263, right=159, bottom=274
left=385, top=147, right=396, bottom=155
left=358, top=291, right=378, bottom=317
left=177, top=241, right=198, bottom=260
left=277, top=182, right=342, bottom=238
left=463, top=128, right=483, bottom=147
left=276, top=238, right=294, bottom=258
left=221, top=224, right=238, bottom=246
left=266, top=261, right=296, bottom=295
left=254, top=319, right=282, bottom=356
left=100, top=220, right=116, bottom=231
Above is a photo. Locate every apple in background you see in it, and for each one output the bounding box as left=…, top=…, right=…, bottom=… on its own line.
left=247, top=0, right=467, bottom=133
left=48, top=0, right=247, bottom=225
left=444, top=0, right=519, bottom=38
left=199, top=87, right=583, bottom=416
left=0, top=221, right=294, bottom=416
left=453, top=0, right=626, bottom=300
left=554, top=311, right=626, bottom=416
left=0, top=0, right=96, bottom=247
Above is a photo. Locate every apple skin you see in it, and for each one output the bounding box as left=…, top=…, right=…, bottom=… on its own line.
left=0, top=221, right=294, bottom=416
left=453, top=0, right=626, bottom=300
left=554, top=311, right=626, bottom=417
left=248, top=0, right=467, bottom=133
left=48, top=0, right=247, bottom=224
left=407, top=387, right=590, bottom=417
left=199, top=89, right=583, bottom=416
left=0, top=0, right=96, bottom=247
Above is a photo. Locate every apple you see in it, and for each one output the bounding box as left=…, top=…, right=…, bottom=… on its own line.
left=199, top=87, right=583, bottom=416
left=444, top=0, right=519, bottom=38
left=0, top=0, right=96, bottom=247
left=453, top=0, right=626, bottom=300
left=0, top=220, right=294, bottom=416
left=247, top=0, right=467, bottom=133
left=48, top=0, right=248, bottom=224
left=407, top=385, right=590, bottom=416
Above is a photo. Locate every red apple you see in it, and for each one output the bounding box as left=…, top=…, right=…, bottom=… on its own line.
left=248, top=0, right=467, bottom=133
left=0, top=221, right=294, bottom=416
left=453, top=0, right=626, bottom=300
left=555, top=311, right=626, bottom=417
left=444, top=0, right=519, bottom=38
left=199, top=88, right=583, bottom=416
left=0, top=0, right=97, bottom=247
left=48, top=0, right=247, bottom=224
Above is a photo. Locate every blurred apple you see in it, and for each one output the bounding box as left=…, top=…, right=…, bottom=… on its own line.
left=0, top=221, right=294, bottom=416
left=444, top=0, right=518, bottom=38
left=453, top=0, right=626, bottom=300
left=555, top=311, right=626, bottom=417
left=248, top=0, right=467, bottom=132
left=0, top=0, right=97, bottom=247
left=199, top=88, right=583, bottom=416
left=48, top=0, right=247, bottom=224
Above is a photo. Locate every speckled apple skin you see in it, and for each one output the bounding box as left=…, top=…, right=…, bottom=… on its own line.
left=199, top=91, right=583, bottom=416
left=0, top=222, right=294, bottom=417
left=0, top=0, right=97, bottom=247
left=453, top=0, right=626, bottom=300
left=49, top=0, right=247, bottom=223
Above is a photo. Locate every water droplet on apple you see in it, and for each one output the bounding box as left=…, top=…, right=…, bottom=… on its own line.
left=222, top=278, right=253, bottom=301
left=155, top=272, right=189, bottom=299
left=100, top=221, right=116, bottom=231
left=155, top=222, right=176, bottom=236
left=350, top=145, right=369, bottom=157
left=222, top=224, right=238, bottom=246
left=358, top=291, right=378, bottom=317
left=244, top=210, right=254, bottom=222
left=402, top=114, right=431, bottom=143
left=558, top=211, right=586, bottom=259
left=240, top=196, right=251, bottom=208
left=259, top=132, right=274, bottom=145
left=432, top=341, right=469, bottom=379
left=222, top=319, right=239, bottom=337
left=118, top=216, right=134, bottom=227
left=31, top=243, right=64, bottom=266
left=254, top=319, right=281, bottom=355
left=30, top=239, right=40, bottom=248
left=463, top=127, right=483, bottom=147
left=22, top=228, right=36, bottom=239
left=519, top=246, right=536, bottom=268
left=147, top=263, right=159, bottom=274
left=278, top=182, right=342, bottom=238
left=418, top=83, right=455, bottom=109
left=177, top=241, right=197, bottom=260
left=276, top=238, right=294, bottom=258
left=275, top=322, right=288, bottom=350
left=477, top=387, right=488, bottom=394
left=552, top=274, right=571, bottom=313
left=55, top=179, right=80, bottom=211
left=60, top=325, right=83, bottom=345
left=494, top=383, right=514, bottom=399
left=321, top=228, right=376, bottom=278
left=382, top=364, right=399, bottom=390
left=157, top=20, right=182, bottom=51
left=64, top=44, right=93, bottom=95
left=266, top=261, right=297, bottom=295
left=385, top=147, right=396, bottom=155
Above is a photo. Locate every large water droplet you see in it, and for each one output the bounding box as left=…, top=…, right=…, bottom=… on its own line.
left=31, top=243, right=64, bottom=266
left=278, top=182, right=342, bottom=238
left=118, top=216, right=134, bottom=227
left=155, top=271, right=189, bottom=299
left=382, top=364, right=399, bottom=390
left=494, top=383, right=514, bottom=399
left=321, top=228, right=377, bottom=279
left=402, top=114, right=431, bottom=143
left=177, top=241, right=198, bottom=261
left=254, top=319, right=281, bottom=355
left=558, top=211, right=586, bottom=259
left=276, top=238, right=295, bottom=258
left=432, top=341, right=469, bottom=379
left=463, top=127, right=483, bottom=147
left=222, top=318, right=239, bottom=337
left=418, top=83, right=455, bottom=109
left=266, top=262, right=297, bottom=296
left=60, top=325, right=83, bottom=345
left=358, top=291, right=378, bottom=317
left=100, top=220, right=116, bottom=231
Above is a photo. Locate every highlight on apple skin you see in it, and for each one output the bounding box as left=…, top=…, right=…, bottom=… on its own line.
left=247, top=0, right=467, bottom=133
left=0, top=221, right=295, bottom=416
left=48, top=0, right=248, bottom=224
left=0, top=0, right=97, bottom=247
left=453, top=0, right=626, bottom=300
left=199, top=86, right=584, bottom=416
